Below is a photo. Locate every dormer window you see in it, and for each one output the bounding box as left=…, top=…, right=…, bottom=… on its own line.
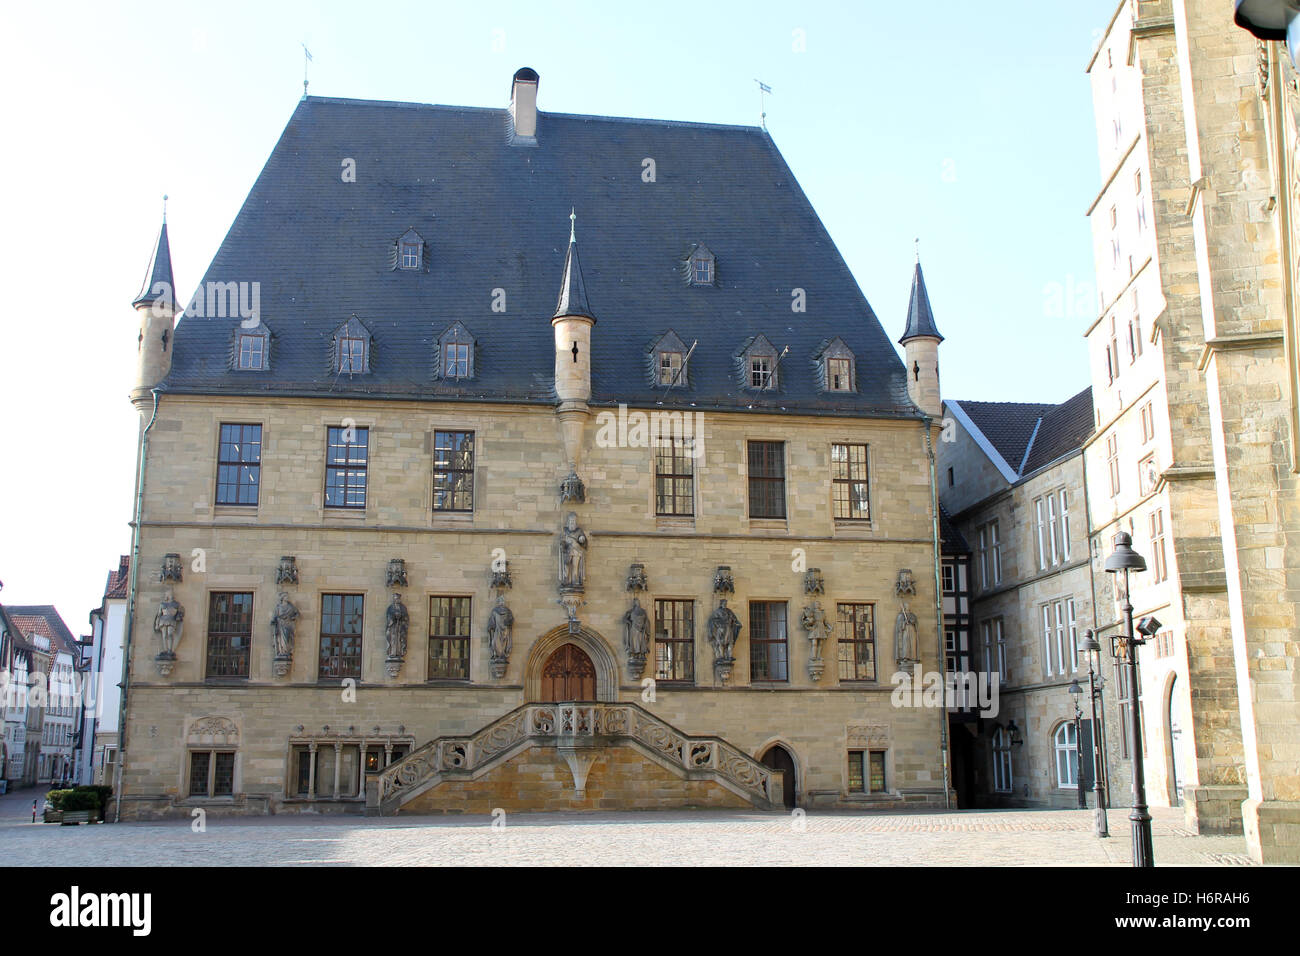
left=814, top=337, right=856, bottom=394
left=331, top=317, right=373, bottom=375
left=738, top=334, right=779, bottom=392
left=648, top=330, right=690, bottom=388
left=435, top=322, right=476, bottom=380
left=391, top=227, right=427, bottom=272
left=684, top=243, right=716, bottom=287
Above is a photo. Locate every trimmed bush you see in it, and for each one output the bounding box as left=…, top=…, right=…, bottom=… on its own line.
left=59, top=789, right=100, bottom=812
left=45, top=789, right=75, bottom=811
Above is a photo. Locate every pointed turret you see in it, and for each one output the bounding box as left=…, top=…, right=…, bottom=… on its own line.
left=131, top=211, right=177, bottom=411
left=900, top=256, right=943, bottom=418
left=552, top=210, right=596, bottom=475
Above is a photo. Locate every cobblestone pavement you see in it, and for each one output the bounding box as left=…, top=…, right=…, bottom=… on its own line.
left=0, top=790, right=1255, bottom=866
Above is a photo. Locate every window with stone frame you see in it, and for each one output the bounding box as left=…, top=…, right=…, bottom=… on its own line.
left=1148, top=508, right=1168, bottom=582
left=319, top=594, right=364, bottom=681
left=848, top=750, right=887, bottom=793
left=654, top=436, right=694, bottom=516
left=325, top=425, right=369, bottom=508
left=433, top=430, right=475, bottom=512
left=215, top=423, right=262, bottom=506
left=291, top=744, right=361, bottom=799
left=976, top=520, right=1001, bottom=589
left=428, top=596, right=471, bottom=680
left=831, top=443, right=870, bottom=521
left=206, top=592, right=253, bottom=679
left=654, top=599, right=694, bottom=683
left=188, top=750, right=235, bottom=797
left=749, top=600, right=788, bottom=682
left=991, top=727, right=1012, bottom=792
left=836, top=603, right=876, bottom=682
left=1106, top=434, right=1121, bottom=497
left=1054, top=722, right=1079, bottom=788
left=747, top=440, right=786, bottom=519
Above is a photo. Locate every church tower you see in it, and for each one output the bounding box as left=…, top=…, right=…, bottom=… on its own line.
left=899, top=258, right=943, bottom=418
left=552, top=211, right=596, bottom=478
left=131, top=215, right=177, bottom=412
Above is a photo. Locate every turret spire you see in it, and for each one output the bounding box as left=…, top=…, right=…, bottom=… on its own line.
left=899, top=258, right=943, bottom=344
left=553, top=209, right=595, bottom=321
left=132, top=217, right=176, bottom=311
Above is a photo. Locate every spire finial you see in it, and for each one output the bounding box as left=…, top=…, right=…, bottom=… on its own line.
left=915, top=237, right=920, bottom=264
left=302, top=44, right=313, bottom=100
left=569, top=208, right=576, bottom=243
left=162, top=194, right=168, bottom=224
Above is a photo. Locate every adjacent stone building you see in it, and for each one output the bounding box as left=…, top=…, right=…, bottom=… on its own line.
left=940, top=389, right=1131, bottom=809
left=117, top=70, right=954, bottom=818
left=1085, top=0, right=1300, bottom=862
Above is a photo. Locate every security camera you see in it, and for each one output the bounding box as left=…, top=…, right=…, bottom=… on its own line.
left=1136, top=616, right=1162, bottom=637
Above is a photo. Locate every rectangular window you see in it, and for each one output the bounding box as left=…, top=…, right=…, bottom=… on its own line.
left=1140, top=401, right=1155, bottom=443
left=827, top=357, right=852, bottom=391
left=977, top=526, right=990, bottom=590
left=1109, top=317, right=1121, bottom=382
left=433, top=430, right=475, bottom=512
left=1107, top=434, right=1121, bottom=497
left=188, top=750, right=234, bottom=797
left=215, top=423, right=262, bottom=506
left=1138, top=452, right=1158, bottom=496
left=747, top=441, right=786, bottom=519
left=319, top=594, right=364, bottom=681
left=869, top=751, right=886, bottom=792
left=445, top=343, right=470, bottom=378
left=237, top=334, right=264, bottom=370
left=693, top=258, right=712, bottom=285
left=1067, top=598, right=1079, bottom=671
left=653, top=600, right=695, bottom=683
left=989, top=521, right=1002, bottom=584
left=206, top=591, right=253, bottom=679
left=848, top=751, right=865, bottom=792
left=848, top=750, right=887, bottom=793
left=1054, top=601, right=1067, bottom=677
left=831, top=443, right=870, bottom=520
left=401, top=242, right=420, bottom=269
left=1047, top=494, right=1060, bottom=565
left=428, top=596, right=471, bottom=680
left=836, top=603, right=876, bottom=682
left=750, top=357, right=773, bottom=389
left=1036, top=498, right=1048, bottom=570
left=655, top=437, right=695, bottom=516
left=325, top=425, right=368, bottom=508
left=1149, top=509, right=1168, bottom=583
left=1042, top=604, right=1054, bottom=677
left=748, top=601, right=788, bottom=682
left=339, top=336, right=366, bottom=373
left=1059, top=489, right=1071, bottom=559
left=941, top=564, right=955, bottom=594
left=658, top=351, right=683, bottom=386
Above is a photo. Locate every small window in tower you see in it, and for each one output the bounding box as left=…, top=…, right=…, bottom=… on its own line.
left=827, top=357, right=852, bottom=391
left=400, top=242, right=420, bottom=270
left=659, top=351, right=683, bottom=386
left=238, top=334, right=265, bottom=370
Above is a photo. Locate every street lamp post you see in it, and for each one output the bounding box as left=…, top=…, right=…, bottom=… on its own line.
left=1068, top=680, right=1087, bottom=809
left=1080, top=629, right=1109, bottom=838
left=1104, top=531, right=1154, bottom=867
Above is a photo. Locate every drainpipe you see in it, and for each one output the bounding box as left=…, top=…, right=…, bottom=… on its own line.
left=114, top=387, right=160, bottom=822
left=923, top=416, right=952, bottom=809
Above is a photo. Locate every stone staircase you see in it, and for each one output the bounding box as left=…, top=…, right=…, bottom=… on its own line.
left=368, top=701, right=779, bottom=815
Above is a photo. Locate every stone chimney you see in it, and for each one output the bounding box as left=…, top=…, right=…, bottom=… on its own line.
left=510, top=67, right=539, bottom=144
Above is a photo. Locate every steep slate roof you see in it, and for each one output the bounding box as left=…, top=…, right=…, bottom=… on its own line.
left=951, top=387, right=1094, bottom=482
left=899, top=261, right=943, bottom=343
left=162, top=96, right=916, bottom=418
left=939, top=504, right=970, bottom=554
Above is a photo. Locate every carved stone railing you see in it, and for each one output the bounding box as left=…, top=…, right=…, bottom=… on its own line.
left=372, top=701, right=776, bottom=814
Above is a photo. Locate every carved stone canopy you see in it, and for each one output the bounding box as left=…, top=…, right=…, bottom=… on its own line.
left=804, top=568, right=825, bottom=595
left=276, top=555, right=299, bottom=586
left=626, top=563, right=648, bottom=593
left=559, top=471, right=586, bottom=504
left=490, top=560, right=512, bottom=591
left=160, top=553, right=183, bottom=583
left=895, top=568, right=916, bottom=597
left=713, top=566, right=735, bottom=595
left=386, top=558, right=409, bottom=589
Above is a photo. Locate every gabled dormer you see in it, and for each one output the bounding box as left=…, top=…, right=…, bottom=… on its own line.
left=331, top=316, right=373, bottom=375
left=231, top=320, right=272, bottom=372
left=648, top=330, right=690, bottom=388
left=737, top=334, right=779, bottom=391
left=435, top=321, right=476, bottom=380
left=390, top=228, right=429, bottom=272
left=682, top=243, right=716, bottom=287
left=813, top=337, right=856, bottom=393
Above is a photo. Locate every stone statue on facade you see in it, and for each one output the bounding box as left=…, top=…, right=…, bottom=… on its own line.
left=623, top=597, right=651, bottom=680
left=558, top=511, right=588, bottom=590
left=707, top=599, right=742, bottom=684
left=894, top=604, right=919, bottom=666
left=154, top=588, right=184, bottom=657
left=385, top=591, right=409, bottom=660
left=270, top=592, right=299, bottom=660
left=801, top=600, right=831, bottom=681
left=487, top=594, right=514, bottom=679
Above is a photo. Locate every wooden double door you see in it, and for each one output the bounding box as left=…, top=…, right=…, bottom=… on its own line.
left=540, top=643, right=597, bottom=702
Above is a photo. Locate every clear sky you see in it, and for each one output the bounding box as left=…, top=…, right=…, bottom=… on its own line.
left=0, top=0, right=1119, bottom=630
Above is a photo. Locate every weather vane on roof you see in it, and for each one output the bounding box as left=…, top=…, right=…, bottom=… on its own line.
left=570, top=207, right=576, bottom=243
left=754, top=79, right=772, bottom=130
left=302, top=43, right=313, bottom=100
left=915, top=237, right=920, bottom=264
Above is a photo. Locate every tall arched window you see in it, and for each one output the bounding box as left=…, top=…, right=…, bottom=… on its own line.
left=1054, top=722, right=1079, bottom=788
left=992, top=726, right=1012, bottom=793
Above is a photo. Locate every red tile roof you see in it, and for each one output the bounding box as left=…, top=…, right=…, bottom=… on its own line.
left=105, top=555, right=130, bottom=600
